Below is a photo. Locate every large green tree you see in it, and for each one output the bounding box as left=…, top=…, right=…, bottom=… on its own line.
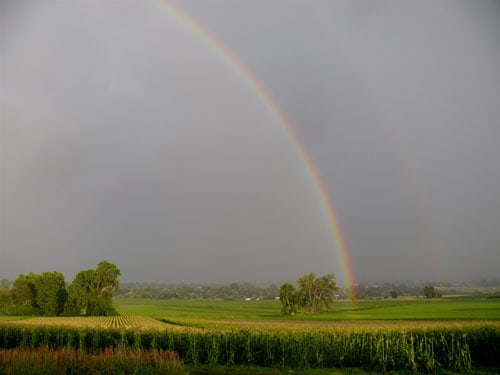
left=9, top=273, right=41, bottom=315
left=279, top=283, right=297, bottom=316
left=10, top=273, right=38, bottom=308
left=65, top=261, right=121, bottom=316
left=0, top=289, right=10, bottom=308
left=34, top=272, right=67, bottom=316
left=280, top=273, right=339, bottom=315
left=298, top=273, right=338, bottom=312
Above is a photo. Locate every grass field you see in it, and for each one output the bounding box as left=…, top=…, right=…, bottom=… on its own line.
left=113, top=294, right=500, bottom=322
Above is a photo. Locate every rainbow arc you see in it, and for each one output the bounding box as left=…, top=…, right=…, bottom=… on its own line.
left=157, top=1, right=356, bottom=290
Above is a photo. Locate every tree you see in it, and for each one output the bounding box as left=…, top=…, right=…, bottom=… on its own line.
left=423, top=285, right=435, bottom=299
left=0, top=278, right=11, bottom=290
left=9, top=273, right=40, bottom=315
left=390, top=290, right=398, bottom=299
left=280, top=273, right=339, bottom=315
left=10, top=273, right=38, bottom=308
left=34, top=272, right=67, bottom=316
left=64, top=270, right=92, bottom=316
left=297, top=273, right=315, bottom=311
left=279, top=283, right=297, bottom=315
left=297, top=273, right=339, bottom=312
left=65, top=261, right=121, bottom=316
left=0, top=289, right=10, bottom=308
left=315, top=274, right=338, bottom=310
left=423, top=285, right=442, bottom=299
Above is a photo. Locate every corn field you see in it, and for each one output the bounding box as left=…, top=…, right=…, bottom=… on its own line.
left=0, top=321, right=498, bottom=372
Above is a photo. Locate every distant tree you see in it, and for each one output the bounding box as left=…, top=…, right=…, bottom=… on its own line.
left=10, top=273, right=38, bottom=308
left=423, top=286, right=432, bottom=298
left=0, top=278, right=11, bottom=290
left=297, top=273, right=315, bottom=310
left=9, top=273, right=40, bottom=315
left=0, top=289, right=10, bottom=308
left=297, top=273, right=339, bottom=313
left=390, top=290, right=398, bottom=299
left=64, top=269, right=93, bottom=316
left=316, top=274, right=339, bottom=309
left=64, top=261, right=120, bottom=316
left=34, top=272, right=67, bottom=316
left=279, top=283, right=297, bottom=315
left=423, top=285, right=442, bottom=299
left=280, top=273, right=339, bottom=315
left=117, top=282, right=283, bottom=300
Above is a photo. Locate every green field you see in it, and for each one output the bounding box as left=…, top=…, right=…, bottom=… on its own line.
left=114, top=295, right=500, bottom=322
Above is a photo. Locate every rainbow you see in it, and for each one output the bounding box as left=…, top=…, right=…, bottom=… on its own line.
left=157, top=1, right=356, bottom=290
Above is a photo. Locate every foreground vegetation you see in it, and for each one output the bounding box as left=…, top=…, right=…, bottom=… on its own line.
left=0, top=346, right=186, bottom=374
left=0, top=321, right=499, bottom=372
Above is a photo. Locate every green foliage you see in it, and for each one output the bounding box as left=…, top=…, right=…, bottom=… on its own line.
left=0, top=278, right=11, bottom=290
left=279, top=283, right=296, bottom=316
left=65, top=270, right=95, bottom=316
left=33, top=272, right=67, bottom=316
left=10, top=272, right=68, bottom=315
left=4, top=261, right=120, bottom=317
left=280, top=273, right=339, bottom=314
left=118, top=282, right=280, bottom=300
left=10, top=273, right=38, bottom=308
left=1, top=304, right=38, bottom=316
left=423, top=285, right=442, bottom=299
left=65, top=261, right=121, bottom=316
left=0, top=289, right=10, bottom=308
left=297, top=273, right=338, bottom=312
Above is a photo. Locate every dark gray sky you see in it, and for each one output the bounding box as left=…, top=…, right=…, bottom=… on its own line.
left=1, top=0, right=499, bottom=285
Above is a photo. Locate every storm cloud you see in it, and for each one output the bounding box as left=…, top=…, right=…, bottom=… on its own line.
left=1, top=0, right=499, bottom=284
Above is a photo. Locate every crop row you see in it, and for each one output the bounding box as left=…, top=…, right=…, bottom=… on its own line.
left=159, top=317, right=500, bottom=333
left=4, top=316, right=177, bottom=331
left=0, top=324, right=498, bottom=372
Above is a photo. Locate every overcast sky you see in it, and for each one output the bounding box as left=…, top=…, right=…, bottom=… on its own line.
left=1, top=0, right=499, bottom=285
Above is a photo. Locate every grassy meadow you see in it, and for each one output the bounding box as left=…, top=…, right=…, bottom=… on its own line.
left=0, top=294, right=499, bottom=373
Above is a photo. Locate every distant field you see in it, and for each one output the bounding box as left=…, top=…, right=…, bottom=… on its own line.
left=113, top=294, right=500, bottom=322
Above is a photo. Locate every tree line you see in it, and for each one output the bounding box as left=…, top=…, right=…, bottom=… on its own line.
left=117, top=282, right=280, bottom=300
left=0, top=261, right=120, bottom=316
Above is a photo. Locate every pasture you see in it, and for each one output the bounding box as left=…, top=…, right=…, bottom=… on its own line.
left=113, top=294, right=500, bottom=321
